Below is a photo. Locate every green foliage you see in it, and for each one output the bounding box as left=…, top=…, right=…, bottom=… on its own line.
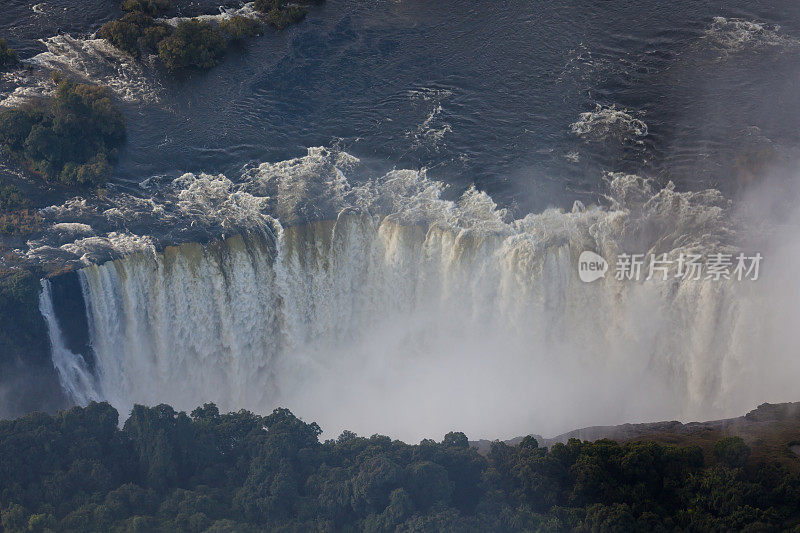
left=219, top=16, right=263, bottom=42
left=141, top=23, right=173, bottom=54
left=254, top=0, right=311, bottom=29
left=98, top=12, right=169, bottom=58
left=0, top=79, right=125, bottom=187
left=98, top=0, right=318, bottom=74
left=253, top=0, right=282, bottom=13
left=122, top=0, right=172, bottom=16
left=0, top=403, right=798, bottom=531
left=0, top=185, right=29, bottom=212
left=0, top=39, right=19, bottom=72
left=265, top=6, right=307, bottom=30
left=157, top=20, right=227, bottom=72
left=99, top=13, right=256, bottom=70
left=714, top=436, right=751, bottom=468
left=0, top=503, right=27, bottom=531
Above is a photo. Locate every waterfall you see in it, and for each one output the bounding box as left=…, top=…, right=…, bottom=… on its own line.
left=39, top=280, right=99, bottom=405
left=37, top=154, right=800, bottom=440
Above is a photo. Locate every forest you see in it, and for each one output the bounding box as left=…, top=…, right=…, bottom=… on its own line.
left=1, top=402, right=799, bottom=532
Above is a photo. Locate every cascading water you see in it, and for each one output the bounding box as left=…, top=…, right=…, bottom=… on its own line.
left=37, top=150, right=800, bottom=440
left=39, top=280, right=99, bottom=406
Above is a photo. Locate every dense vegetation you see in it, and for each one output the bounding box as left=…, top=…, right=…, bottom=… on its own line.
left=1, top=402, right=799, bottom=532
left=0, top=186, right=28, bottom=212
left=99, top=14, right=262, bottom=72
left=0, top=77, right=125, bottom=187
left=0, top=186, right=39, bottom=236
left=219, top=16, right=264, bottom=42
left=156, top=20, right=227, bottom=72
left=0, top=39, right=19, bottom=72
left=122, top=0, right=172, bottom=17
left=98, top=0, right=319, bottom=71
left=254, top=0, right=309, bottom=30
left=98, top=13, right=173, bottom=59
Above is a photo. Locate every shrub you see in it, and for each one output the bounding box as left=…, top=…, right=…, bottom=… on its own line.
left=98, top=11, right=174, bottom=58
left=0, top=38, right=19, bottom=71
left=59, top=153, right=113, bottom=187
left=0, top=186, right=29, bottom=212
left=254, top=0, right=309, bottom=29
left=141, top=23, right=174, bottom=53
left=122, top=0, right=172, bottom=16
left=157, top=20, right=227, bottom=72
left=219, top=16, right=263, bottom=42
left=0, top=186, right=39, bottom=236
left=265, top=6, right=307, bottom=29
left=253, top=0, right=278, bottom=13
left=0, top=210, right=41, bottom=236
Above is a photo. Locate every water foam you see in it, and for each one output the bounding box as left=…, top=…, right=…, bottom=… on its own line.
left=28, top=35, right=162, bottom=103
left=703, top=17, right=798, bottom=54
left=159, top=2, right=261, bottom=27
left=571, top=104, right=648, bottom=144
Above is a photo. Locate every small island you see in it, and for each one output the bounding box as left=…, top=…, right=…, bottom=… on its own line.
left=0, top=76, right=125, bottom=188
left=0, top=76, right=126, bottom=237
left=98, top=0, right=323, bottom=73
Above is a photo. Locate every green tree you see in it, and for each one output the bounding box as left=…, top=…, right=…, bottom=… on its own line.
left=122, top=0, right=172, bottom=16
left=0, top=186, right=29, bottom=212
left=98, top=12, right=157, bottom=58
left=157, top=20, right=226, bottom=72
left=254, top=0, right=308, bottom=29
left=405, top=460, right=452, bottom=511
left=219, top=16, right=263, bottom=42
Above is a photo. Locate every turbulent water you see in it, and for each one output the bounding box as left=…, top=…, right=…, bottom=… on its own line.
left=4, top=0, right=800, bottom=438
left=5, top=1, right=800, bottom=205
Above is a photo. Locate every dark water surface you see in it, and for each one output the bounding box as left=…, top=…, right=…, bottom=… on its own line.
left=2, top=0, right=800, bottom=213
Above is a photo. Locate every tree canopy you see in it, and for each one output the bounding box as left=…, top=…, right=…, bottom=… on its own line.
left=1, top=402, right=799, bottom=531
left=0, top=78, right=125, bottom=187
left=254, top=0, right=309, bottom=30
left=157, top=20, right=227, bottom=72
left=122, top=0, right=172, bottom=17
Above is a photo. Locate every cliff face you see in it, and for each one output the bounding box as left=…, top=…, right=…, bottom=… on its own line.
left=0, top=269, right=67, bottom=419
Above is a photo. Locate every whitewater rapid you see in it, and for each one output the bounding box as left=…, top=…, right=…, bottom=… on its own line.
left=35, top=149, right=800, bottom=440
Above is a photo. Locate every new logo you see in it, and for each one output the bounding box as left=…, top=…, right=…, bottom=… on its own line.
left=578, top=251, right=608, bottom=283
